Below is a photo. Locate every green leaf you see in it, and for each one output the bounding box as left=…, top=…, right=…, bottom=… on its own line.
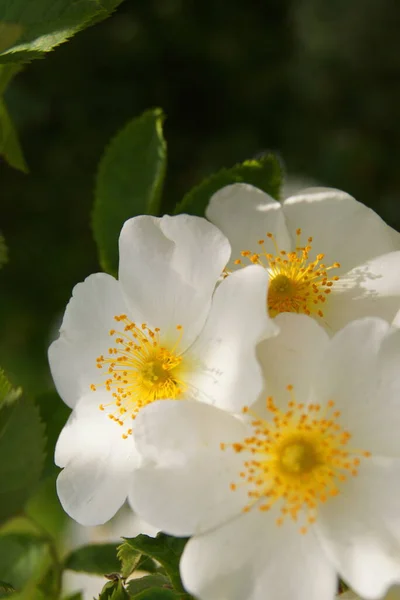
left=0, top=534, right=47, bottom=591
left=62, top=593, right=83, bottom=600
left=0, top=395, right=46, bottom=523
left=0, top=580, right=15, bottom=597
left=117, top=542, right=157, bottom=580
left=0, top=99, right=28, bottom=172
left=35, top=391, right=70, bottom=478
left=175, top=154, right=283, bottom=217
left=122, top=534, right=187, bottom=594
left=64, top=543, right=121, bottom=575
left=0, top=0, right=125, bottom=64
left=130, top=589, right=182, bottom=600
left=93, top=108, right=167, bottom=274
left=126, top=574, right=170, bottom=596
left=0, top=64, right=22, bottom=95
left=99, top=579, right=129, bottom=600
left=0, top=368, right=21, bottom=406
left=0, top=235, right=8, bottom=269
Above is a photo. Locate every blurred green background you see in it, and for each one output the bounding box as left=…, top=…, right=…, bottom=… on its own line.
left=2, top=0, right=400, bottom=394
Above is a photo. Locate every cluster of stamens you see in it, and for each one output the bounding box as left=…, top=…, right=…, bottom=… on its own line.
left=221, top=386, right=371, bottom=534
left=234, top=229, right=340, bottom=318
left=91, top=315, right=186, bottom=438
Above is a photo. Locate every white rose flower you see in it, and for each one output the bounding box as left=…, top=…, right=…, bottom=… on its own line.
left=206, top=184, right=400, bottom=332
left=49, top=214, right=276, bottom=526
left=130, top=316, right=400, bottom=600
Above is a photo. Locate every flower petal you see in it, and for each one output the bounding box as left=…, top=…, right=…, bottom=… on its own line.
left=282, top=188, right=400, bottom=274
left=255, top=313, right=330, bottom=410
left=118, top=215, right=231, bottom=351
left=325, top=252, right=400, bottom=332
left=186, top=265, right=278, bottom=412
left=129, top=400, right=250, bottom=536
left=313, top=317, right=400, bottom=457
left=48, top=273, right=130, bottom=408
left=181, top=507, right=336, bottom=600
left=55, top=392, right=139, bottom=525
left=206, top=183, right=291, bottom=270
left=317, top=457, right=400, bottom=599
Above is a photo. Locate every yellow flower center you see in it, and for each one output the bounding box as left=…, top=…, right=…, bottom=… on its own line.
left=221, top=386, right=371, bottom=534
left=91, top=314, right=188, bottom=438
left=234, top=229, right=340, bottom=318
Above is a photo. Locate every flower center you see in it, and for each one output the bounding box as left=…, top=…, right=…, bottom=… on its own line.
left=221, top=386, right=371, bottom=534
left=235, top=229, right=340, bottom=319
left=91, top=315, right=187, bottom=437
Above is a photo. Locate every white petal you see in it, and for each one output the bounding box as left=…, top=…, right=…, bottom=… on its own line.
left=129, top=400, right=251, bottom=536
left=317, top=458, right=400, bottom=600
left=118, top=215, right=230, bottom=351
left=48, top=273, right=130, bottom=408
left=181, top=507, right=336, bottom=600
left=186, top=266, right=278, bottom=412
left=325, top=252, right=400, bottom=332
left=55, top=392, right=139, bottom=525
left=255, top=313, right=330, bottom=409
left=282, top=188, right=400, bottom=274
left=313, top=318, right=400, bottom=456
left=393, top=308, right=400, bottom=328
left=206, top=183, right=291, bottom=270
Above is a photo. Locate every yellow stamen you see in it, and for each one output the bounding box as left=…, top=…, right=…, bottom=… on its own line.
left=222, top=387, right=370, bottom=534
left=238, top=229, right=340, bottom=318
left=91, top=315, right=188, bottom=436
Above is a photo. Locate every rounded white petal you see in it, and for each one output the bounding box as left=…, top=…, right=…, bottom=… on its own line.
left=181, top=507, right=336, bottom=600
left=118, top=215, right=231, bottom=351
left=255, top=313, right=330, bottom=409
left=325, top=252, right=400, bottom=332
left=48, top=273, right=130, bottom=408
left=313, top=318, right=400, bottom=456
left=56, top=392, right=139, bottom=525
left=282, top=188, right=400, bottom=274
left=186, top=266, right=278, bottom=412
left=206, top=183, right=291, bottom=270
left=317, top=458, right=400, bottom=599
left=129, top=400, right=250, bottom=536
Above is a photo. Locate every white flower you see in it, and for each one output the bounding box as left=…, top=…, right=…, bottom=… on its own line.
left=206, top=184, right=400, bottom=332
left=130, top=316, right=400, bottom=600
left=49, top=214, right=276, bottom=525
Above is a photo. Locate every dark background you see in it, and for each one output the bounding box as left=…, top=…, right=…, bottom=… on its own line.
left=1, top=0, right=400, bottom=393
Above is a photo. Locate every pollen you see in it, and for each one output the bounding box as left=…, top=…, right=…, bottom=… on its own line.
left=91, top=315, right=188, bottom=436
left=222, top=388, right=371, bottom=534
left=237, top=229, right=340, bottom=319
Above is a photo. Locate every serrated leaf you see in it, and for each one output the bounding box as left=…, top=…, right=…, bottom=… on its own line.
left=0, top=395, right=46, bottom=523
left=93, top=108, right=167, bottom=274
left=0, top=1, right=125, bottom=64
left=175, top=154, right=283, bottom=217
left=64, top=543, right=121, bottom=575
left=35, top=391, right=70, bottom=478
left=117, top=541, right=158, bottom=580
left=122, top=534, right=187, bottom=593
left=0, top=580, right=15, bottom=596
left=126, top=574, right=169, bottom=596
left=130, top=589, right=182, bottom=600
left=99, top=579, right=129, bottom=600
left=0, top=99, right=28, bottom=172
left=0, top=235, right=8, bottom=269
left=0, top=368, right=21, bottom=406
left=0, top=534, right=47, bottom=591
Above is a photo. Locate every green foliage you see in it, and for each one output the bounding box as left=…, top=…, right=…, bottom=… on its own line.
left=62, top=593, right=83, bottom=600
left=0, top=534, right=47, bottom=592
left=64, top=544, right=121, bottom=575
left=99, top=579, right=129, bottom=600
left=0, top=394, right=45, bottom=523
left=0, top=368, right=21, bottom=406
left=126, top=574, right=170, bottom=596
left=0, top=236, right=8, bottom=269
left=0, top=65, right=27, bottom=172
left=131, top=589, right=181, bottom=600
left=0, top=0, right=125, bottom=64
left=93, top=108, right=167, bottom=274
left=117, top=543, right=157, bottom=580
left=0, top=580, right=15, bottom=596
left=121, top=534, right=188, bottom=594
left=175, top=154, right=283, bottom=217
